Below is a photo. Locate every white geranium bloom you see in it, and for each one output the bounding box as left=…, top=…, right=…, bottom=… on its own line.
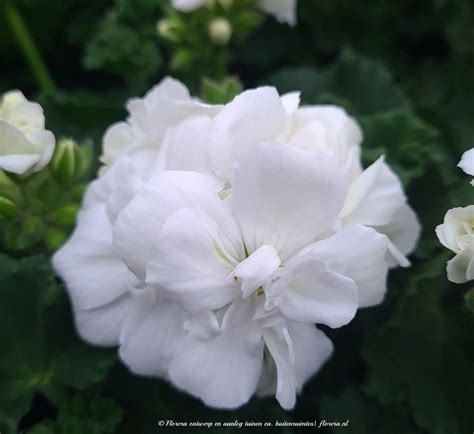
left=110, top=143, right=391, bottom=409
left=436, top=206, right=474, bottom=283
left=171, top=0, right=297, bottom=26
left=54, top=79, right=420, bottom=410
left=0, top=90, right=55, bottom=174
left=458, top=148, right=474, bottom=186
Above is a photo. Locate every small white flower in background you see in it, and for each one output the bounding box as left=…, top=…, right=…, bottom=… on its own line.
left=0, top=90, right=55, bottom=175
left=208, top=17, right=232, bottom=45
left=54, top=77, right=420, bottom=410
left=457, top=148, right=474, bottom=186
left=436, top=206, right=474, bottom=283
left=171, top=0, right=297, bottom=26
left=436, top=149, right=474, bottom=283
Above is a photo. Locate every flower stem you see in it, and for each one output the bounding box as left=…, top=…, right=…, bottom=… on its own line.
left=3, top=0, right=55, bottom=94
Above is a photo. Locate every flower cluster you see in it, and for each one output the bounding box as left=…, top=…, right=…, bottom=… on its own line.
left=53, top=77, right=420, bottom=409
left=0, top=90, right=55, bottom=175
left=436, top=148, right=474, bottom=283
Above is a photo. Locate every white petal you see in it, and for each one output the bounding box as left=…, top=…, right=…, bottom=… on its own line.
left=209, top=87, right=288, bottom=181
left=113, top=171, right=243, bottom=280
left=8, top=100, right=44, bottom=133
left=146, top=208, right=240, bottom=312
left=288, top=322, right=333, bottom=391
left=458, top=148, right=474, bottom=176
left=27, top=129, right=55, bottom=171
left=169, top=299, right=263, bottom=408
left=101, top=122, right=134, bottom=165
left=291, top=224, right=390, bottom=308
left=0, top=90, right=27, bottom=116
left=0, top=154, right=40, bottom=174
left=447, top=241, right=474, bottom=284
left=260, top=322, right=333, bottom=410
left=231, top=245, right=281, bottom=298
left=143, top=76, right=191, bottom=105
left=374, top=203, right=420, bottom=266
left=267, top=259, right=358, bottom=327
left=0, top=119, right=38, bottom=173
left=232, top=142, right=348, bottom=260
left=156, top=115, right=223, bottom=189
left=259, top=0, right=297, bottom=25
left=213, top=87, right=286, bottom=143
left=341, top=157, right=404, bottom=226
left=53, top=204, right=135, bottom=310
left=280, top=91, right=300, bottom=115
left=84, top=152, right=158, bottom=234
left=72, top=293, right=133, bottom=346
left=119, top=293, right=188, bottom=377
left=261, top=325, right=296, bottom=409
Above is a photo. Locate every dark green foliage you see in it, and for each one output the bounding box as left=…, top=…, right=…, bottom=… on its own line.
left=0, top=255, right=116, bottom=431
left=1, top=0, right=473, bottom=432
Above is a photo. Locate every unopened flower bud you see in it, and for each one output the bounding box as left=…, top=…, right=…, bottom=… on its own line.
left=0, top=193, right=17, bottom=219
left=157, top=18, right=182, bottom=43
left=55, top=203, right=80, bottom=226
left=46, top=228, right=68, bottom=251
left=208, top=17, right=232, bottom=45
left=51, top=137, right=79, bottom=182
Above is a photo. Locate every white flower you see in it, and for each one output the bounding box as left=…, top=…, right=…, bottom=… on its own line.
left=436, top=206, right=474, bottom=283
left=0, top=90, right=55, bottom=174
left=458, top=148, right=474, bottom=186
left=54, top=79, right=420, bottom=410
left=171, top=0, right=297, bottom=26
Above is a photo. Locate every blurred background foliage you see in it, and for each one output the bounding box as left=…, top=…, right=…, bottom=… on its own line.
left=0, top=0, right=473, bottom=433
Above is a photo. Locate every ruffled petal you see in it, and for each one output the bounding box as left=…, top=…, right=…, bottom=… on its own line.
left=169, top=299, right=263, bottom=408
left=232, top=142, right=347, bottom=260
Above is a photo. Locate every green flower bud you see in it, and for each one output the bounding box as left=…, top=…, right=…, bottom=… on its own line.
left=171, top=49, right=194, bottom=71
left=201, top=76, right=243, bottom=104
left=55, top=203, right=79, bottom=226
left=51, top=137, right=79, bottom=182
left=157, top=17, right=183, bottom=43
left=208, top=17, right=232, bottom=45
left=0, top=193, right=17, bottom=219
left=46, top=229, right=68, bottom=251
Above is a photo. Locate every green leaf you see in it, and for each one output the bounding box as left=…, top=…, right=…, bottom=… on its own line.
left=359, top=109, right=440, bottom=187
left=0, top=254, right=116, bottom=424
left=53, top=346, right=116, bottom=390
left=361, top=255, right=474, bottom=434
left=0, top=255, right=47, bottom=421
left=0, top=412, right=18, bottom=434
left=268, top=49, right=410, bottom=115
left=84, top=22, right=161, bottom=91
left=28, top=424, right=55, bottom=434
left=55, top=395, right=122, bottom=434
left=29, top=395, right=123, bottom=434
left=320, top=388, right=419, bottom=434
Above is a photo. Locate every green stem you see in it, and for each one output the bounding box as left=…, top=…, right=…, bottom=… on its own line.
left=3, top=0, right=55, bottom=94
